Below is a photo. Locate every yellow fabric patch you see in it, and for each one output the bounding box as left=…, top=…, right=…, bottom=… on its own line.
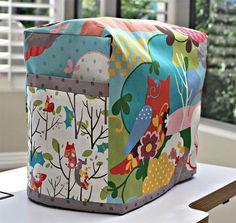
left=172, top=31, right=199, bottom=69
left=109, top=68, right=115, bottom=76
left=121, top=69, right=127, bottom=76
left=116, top=62, right=121, bottom=68
left=140, top=54, right=145, bottom=61
left=115, top=47, right=121, bottom=54
left=109, top=33, right=151, bottom=77
left=142, top=153, right=175, bottom=195
left=121, top=54, right=126, bottom=62
left=127, top=61, right=133, bottom=69
left=131, top=54, right=136, bottom=61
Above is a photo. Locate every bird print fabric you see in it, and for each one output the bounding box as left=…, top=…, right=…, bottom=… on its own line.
left=24, top=17, right=207, bottom=213
left=43, top=95, right=54, bottom=113
left=74, top=158, right=90, bottom=190
left=64, top=142, right=77, bottom=169
left=111, top=76, right=170, bottom=175
left=29, top=172, right=47, bottom=192
left=123, top=105, right=153, bottom=155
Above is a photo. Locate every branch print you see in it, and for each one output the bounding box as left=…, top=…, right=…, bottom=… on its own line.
left=66, top=92, right=84, bottom=139
left=174, top=53, right=192, bottom=129
left=81, top=100, right=108, bottom=150
left=27, top=100, right=42, bottom=162
left=46, top=176, right=65, bottom=198
left=28, top=88, right=108, bottom=203
left=44, top=139, right=74, bottom=199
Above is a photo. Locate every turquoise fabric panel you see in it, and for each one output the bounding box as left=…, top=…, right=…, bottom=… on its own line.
left=25, top=34, right=111, bottom=80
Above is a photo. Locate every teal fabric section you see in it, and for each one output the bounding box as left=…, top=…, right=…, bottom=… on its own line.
left=25, top=19, right=85, bottom=35
left=25, top=34, right=111, bottom=79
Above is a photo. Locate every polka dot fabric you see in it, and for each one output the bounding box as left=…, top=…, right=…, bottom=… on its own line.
left=143, top=153, right=175, bottom=195
left=26, top=35, right=111, bottom=81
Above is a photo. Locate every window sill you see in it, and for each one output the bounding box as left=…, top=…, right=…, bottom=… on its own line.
left=199, top=117, right=236, bottom=141
left=198, top=117, right=236, bottom=168
left=0, top=75, right=25, bottom=92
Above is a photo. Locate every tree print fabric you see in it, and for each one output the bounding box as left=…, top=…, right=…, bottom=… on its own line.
left=24, top=17, right=207, bottom=214
left=27, top=87, right=108, bottom=202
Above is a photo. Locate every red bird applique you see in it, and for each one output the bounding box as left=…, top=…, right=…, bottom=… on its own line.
left=29, top=173, right=47, bottom=191
left=43, top=95, right=54, bottom=113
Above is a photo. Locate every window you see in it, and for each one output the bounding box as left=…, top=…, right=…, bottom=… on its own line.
left=75, top=0, right=100, bottom=18
left=2, top=0, right=234, bottom=124
left=118, top=0, right=236, bottom=125
left=0, top=0, right=65, bottom=88
left=120, top=0, right=168, bottom=22
left=195, top=0, right=236, bottom=124
left=75, top=0, right=168, bottom=22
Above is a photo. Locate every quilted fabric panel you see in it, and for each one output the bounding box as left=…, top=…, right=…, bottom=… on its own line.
left=24, top=17, right=207, bottom=214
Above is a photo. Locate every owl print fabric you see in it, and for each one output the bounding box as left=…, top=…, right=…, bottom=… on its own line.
left=24, top=17, right=207, bottom=214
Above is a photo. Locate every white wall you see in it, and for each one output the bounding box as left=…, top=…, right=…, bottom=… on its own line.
left=0, top=91, right=27, bottom=153
left=198, top=118, right=236, bottom=223
left=0, top=91, right=27, bottom=171
left=198, top=118, right=236, bottom=168
left=167, top=0, right=190, bottom=27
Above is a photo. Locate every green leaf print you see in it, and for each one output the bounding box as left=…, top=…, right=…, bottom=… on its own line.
left=82, top=149, right=93, bottom=157
left=56, top=105, right=62, bottom=114
left=43, top=153, right=53, bottom=161
left=52, top=138, right=60, bottom=153
left=33, top=100, right=42, bottom=107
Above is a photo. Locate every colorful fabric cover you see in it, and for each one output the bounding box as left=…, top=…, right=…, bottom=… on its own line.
left=24, top=17, right=207, bottom=214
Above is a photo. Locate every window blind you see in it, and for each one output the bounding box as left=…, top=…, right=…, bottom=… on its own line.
left=0, top=0, right=65, bottom=82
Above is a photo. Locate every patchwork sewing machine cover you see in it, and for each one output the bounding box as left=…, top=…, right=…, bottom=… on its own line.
left=24, top=17, right=207, bottom=214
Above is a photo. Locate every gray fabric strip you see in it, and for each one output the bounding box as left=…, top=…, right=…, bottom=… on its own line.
left=27, top=169, right=195, bottom=215
left=26, top=74, right=109, bottom=97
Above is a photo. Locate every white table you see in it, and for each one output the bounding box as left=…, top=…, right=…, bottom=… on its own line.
left=0, top=163, right=236, bottom=223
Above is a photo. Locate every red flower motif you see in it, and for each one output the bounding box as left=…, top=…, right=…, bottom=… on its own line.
left=139, top=132, right=158, bottom=159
